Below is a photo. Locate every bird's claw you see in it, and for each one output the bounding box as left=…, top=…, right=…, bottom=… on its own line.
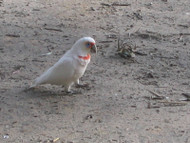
left=65, top=90, right=81, bottom=95
left=75, top=83, right=89, bottom=89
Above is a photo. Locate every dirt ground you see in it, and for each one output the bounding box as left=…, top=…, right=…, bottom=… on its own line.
left=0, top=0, right=190, bottom=142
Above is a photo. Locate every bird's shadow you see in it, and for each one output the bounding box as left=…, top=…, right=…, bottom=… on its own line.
left=21, top=86, right=80, bottom=99
left=17, top=86, right=81, bottom=115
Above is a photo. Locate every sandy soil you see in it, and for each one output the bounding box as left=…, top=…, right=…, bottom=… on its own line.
left=0, top=0, right=190, bottom=142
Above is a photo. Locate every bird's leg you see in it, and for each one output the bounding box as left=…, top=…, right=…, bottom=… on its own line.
left=65, top=85, right=71, bottom=93
left=64, top=85, right=75, bottom=94
left=65, top=84, right=81, bottom=94
left=75, top=79, right=80, bottom=85
left=75, top=79, right=89, bottom=88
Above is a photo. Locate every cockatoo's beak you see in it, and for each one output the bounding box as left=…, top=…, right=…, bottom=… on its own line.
left=91, top=44, right=97, bottom=54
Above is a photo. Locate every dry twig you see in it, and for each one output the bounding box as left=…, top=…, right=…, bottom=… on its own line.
left=181, top=93, right=190, bottom=101
left=158, top=101, right=187, bottom=106
left=147, top=90, right=166, bottom=100
left=44, top=27, right=63, bottom=32
left=6, top=34, right=20, bottom=37
left=101, top=2, right=131, bottom=7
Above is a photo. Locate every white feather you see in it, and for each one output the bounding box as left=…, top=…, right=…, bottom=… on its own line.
left=32, top=37, right=95, bottom=92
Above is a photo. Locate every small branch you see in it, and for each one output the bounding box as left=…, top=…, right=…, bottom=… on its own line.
left=101, top=3, right=131, bottom=7
left=44, top=27, right=63, bottom=32
left=153, top=55, right=178, bottom=59
left=147, top=89, right=165, bottom=100
left=112, top=3, right=131, bottom=6
left=99, top=40, right=113, bottom=43
left=147, top=90, right=161, bottom=97
left=117, top=38, right=120, bottom=51
left=134, top=51, right=147, bottom=56
left=158, top=101, right=187, bottom=106
left=100, top=3, right=111, bottom=7
left=181, top=93, right=190, bottom=101
left=147, top=102, right=160, bottom=109
left=182, top=93, right=190, bottom=98
left=180, top=33, right=190, bottom=36
left=5, top=34, right=20, bottom=37
left=32, top=59, right=45, bottom=62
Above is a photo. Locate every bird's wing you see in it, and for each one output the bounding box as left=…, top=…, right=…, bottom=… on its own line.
left=35, top=56, right=75, bottom=85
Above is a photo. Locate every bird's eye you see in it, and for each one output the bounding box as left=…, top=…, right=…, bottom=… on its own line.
left=86, top=42, right=90, bottom=47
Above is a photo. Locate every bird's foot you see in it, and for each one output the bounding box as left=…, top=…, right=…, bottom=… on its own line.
left=65, top=90, right=82, bottom=95
left=75, top=83, right=89, bottom=89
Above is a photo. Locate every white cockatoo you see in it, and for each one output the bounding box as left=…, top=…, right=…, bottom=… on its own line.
left=32, top=37, right=97, bottom=93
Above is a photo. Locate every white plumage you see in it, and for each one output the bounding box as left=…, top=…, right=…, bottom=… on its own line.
left=32, top=37, right=97, bottom=92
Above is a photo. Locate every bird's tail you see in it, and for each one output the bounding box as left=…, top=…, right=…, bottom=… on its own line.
left=30, top=67, right=52, bottom=88
left=29, top=78, right=39, bottom=88
left=29, top=75, right=45, bottom=88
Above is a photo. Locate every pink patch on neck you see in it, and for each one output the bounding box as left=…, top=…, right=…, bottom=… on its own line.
left=90, top=42, right=95, bottom=46
left=78, top=54, right=91, bottom=60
